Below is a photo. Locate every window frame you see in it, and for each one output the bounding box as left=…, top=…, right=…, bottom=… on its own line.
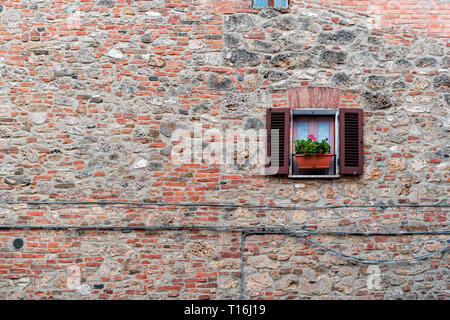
left=252, top=0, right=289, bottom=10
left=288, top=109, right=340, bottom=179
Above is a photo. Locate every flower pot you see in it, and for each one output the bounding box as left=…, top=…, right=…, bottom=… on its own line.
left=295, top=154, right=333, bottom=169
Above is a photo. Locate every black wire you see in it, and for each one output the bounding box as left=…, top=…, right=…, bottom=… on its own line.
left=0, top=224, right=448, bottom=236
left=0, top=201, right=447, bottom=291
left=1, top=223, right=447, bottom=264
left=239, top=230, right=449, bottom=299
left=0, top=200, right=448, bottom=210
left=0, top=220, right=446, bottom=299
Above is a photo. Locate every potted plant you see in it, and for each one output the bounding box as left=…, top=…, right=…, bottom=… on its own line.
left=294, top=135, right=333, bottom=169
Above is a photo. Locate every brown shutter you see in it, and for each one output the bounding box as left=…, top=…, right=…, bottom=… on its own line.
left=266, top=108, right=290, bottom=175
left=339, top=108, right=363, bottom=175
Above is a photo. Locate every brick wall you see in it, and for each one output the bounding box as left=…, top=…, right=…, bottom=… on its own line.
left=302, top=0, right=450, bottom=39
left=0, top=0, right=448, bottom=299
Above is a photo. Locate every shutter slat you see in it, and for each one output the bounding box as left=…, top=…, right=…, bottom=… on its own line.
left=266, top=108, right=290, bottom=175
left=339, top=108, right=363, bottom=175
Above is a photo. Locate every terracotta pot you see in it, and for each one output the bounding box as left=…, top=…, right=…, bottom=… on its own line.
left=295, top=154, right=333, bottom=169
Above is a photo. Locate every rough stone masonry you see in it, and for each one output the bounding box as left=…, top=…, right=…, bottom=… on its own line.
left=0, top=0, right=448, bottom=299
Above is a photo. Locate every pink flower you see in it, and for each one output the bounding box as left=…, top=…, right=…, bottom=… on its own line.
left=308, top=134, right=316, bottom=140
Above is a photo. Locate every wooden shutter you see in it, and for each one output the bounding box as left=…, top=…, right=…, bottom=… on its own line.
left=266, top=108, right=290, bottom=175
left=339, top=108, right=363, bottom=175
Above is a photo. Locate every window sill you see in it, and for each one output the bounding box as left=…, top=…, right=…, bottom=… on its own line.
left=288, top=175, right=340, bottom=179
left=254, top=8, right=290, bottom=12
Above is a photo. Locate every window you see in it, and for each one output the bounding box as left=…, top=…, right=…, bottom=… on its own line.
left=292, top=110, right=337, bottom=177
left=253, top=0, right=289, bottom=9
left=266, top=87, right=364, bottom=178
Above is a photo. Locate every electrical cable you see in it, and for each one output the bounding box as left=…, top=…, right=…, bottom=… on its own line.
left=0, top=223, right=448, bottom=236
left=285, top=230, right=449, bottom=265
left=0, top=200, right=448, bottom=211
left=239, top=228, right=449, bottom=299
left=0, top=222, right=447, bottom=299
left=0, top=201, right=447, bottom=299
left=1, top=223, right=446, bottom=265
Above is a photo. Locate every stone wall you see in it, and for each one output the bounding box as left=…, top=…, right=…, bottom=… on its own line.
left=0, top=0, right=448, bottom=299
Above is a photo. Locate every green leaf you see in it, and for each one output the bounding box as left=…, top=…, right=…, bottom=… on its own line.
left=295, top=137, right=331, bottom=155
